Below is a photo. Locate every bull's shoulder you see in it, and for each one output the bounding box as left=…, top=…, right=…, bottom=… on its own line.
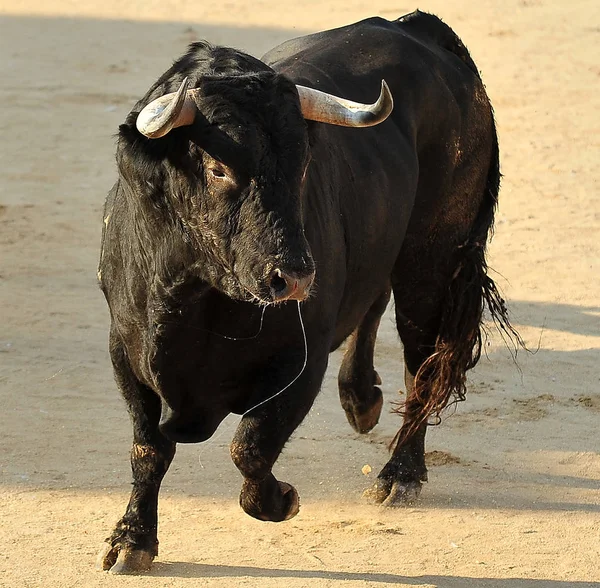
left=263, top=16, right=399, bottom=69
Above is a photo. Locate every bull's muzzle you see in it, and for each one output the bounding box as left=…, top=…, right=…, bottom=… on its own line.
left=269, top=268, right=315, bottom=302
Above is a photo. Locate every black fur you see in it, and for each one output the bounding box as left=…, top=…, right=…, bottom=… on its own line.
left=97, top=11, right=520, bottom=572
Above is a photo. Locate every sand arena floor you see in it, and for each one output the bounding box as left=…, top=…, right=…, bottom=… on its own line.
left=1, top=1, right=598, bottom=586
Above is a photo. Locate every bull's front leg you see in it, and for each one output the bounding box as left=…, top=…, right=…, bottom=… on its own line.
left=230, top=353, right=327, bottom=522
left=96, top=336, right=176, bottom=574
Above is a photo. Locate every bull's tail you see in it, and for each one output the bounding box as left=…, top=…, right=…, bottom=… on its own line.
left=394, top=123, right=524, bottom=447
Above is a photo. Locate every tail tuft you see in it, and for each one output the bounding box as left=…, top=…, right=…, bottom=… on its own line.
left=391, top=116, right=524, bottom=448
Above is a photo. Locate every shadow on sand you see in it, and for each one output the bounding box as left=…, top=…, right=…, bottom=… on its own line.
left=150, top=562, right=599, bottom=587
left=506, top=300, right=599, bottom=339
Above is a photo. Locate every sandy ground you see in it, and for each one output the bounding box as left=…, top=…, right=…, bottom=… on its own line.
left=1, top=0, right=599, bottom=586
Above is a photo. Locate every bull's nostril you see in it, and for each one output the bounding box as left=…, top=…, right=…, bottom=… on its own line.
left=268, top=268, right=313, bottom=301
left=270, top=270, right=289, bottom=297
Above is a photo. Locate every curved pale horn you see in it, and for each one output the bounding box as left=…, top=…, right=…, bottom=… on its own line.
left=296, top=80, right=393, bottom=127
left=136, top=77, right=197, bottom=139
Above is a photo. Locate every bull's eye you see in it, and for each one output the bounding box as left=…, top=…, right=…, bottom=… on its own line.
left=209, top=168, right=226, bottom=179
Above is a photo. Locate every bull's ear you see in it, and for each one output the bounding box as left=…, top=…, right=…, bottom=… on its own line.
left=273, top=73, right=305, bottom=105
left=117, top=120, right=168, bottom=165
left=115, top=122, right=168, bottom=202
left=118, top=111, right=190, bottom=158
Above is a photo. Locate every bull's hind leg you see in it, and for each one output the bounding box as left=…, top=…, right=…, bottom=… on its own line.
left=338, top=286, right=391, bottom=433
left=363, top=322, right=434, bottom=505
left=96, top=333, right=176, bottom=574
left=365, top=235, right=496, bottom=505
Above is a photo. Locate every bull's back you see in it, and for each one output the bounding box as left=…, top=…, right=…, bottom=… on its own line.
left=264, top=12, right=482, bottom=123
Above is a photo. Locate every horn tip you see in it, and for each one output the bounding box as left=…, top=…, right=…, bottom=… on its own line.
left=379, top=79, right=393, bottom=114
left=179, top=76, right=190, bottom=92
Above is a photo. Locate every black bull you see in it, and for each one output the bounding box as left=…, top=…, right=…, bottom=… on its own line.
left=97, top=11, right=518, bottom=574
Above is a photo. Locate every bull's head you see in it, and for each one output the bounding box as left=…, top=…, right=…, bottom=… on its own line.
left=119, top=50, right=392, bottom=305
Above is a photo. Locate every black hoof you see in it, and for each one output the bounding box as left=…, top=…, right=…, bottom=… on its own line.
left=344, top=387, right=384, bottom=434
left=363, top=477, right=423, bottom=506
left=363, top=458, right=427, bottom=506
left=240, top=476, right=300, bottom=522
left=279, top=482, right=300, bottom=521
left=96, top=542, right=155, bottom=574
left=339, top=371, right=384, bottom=434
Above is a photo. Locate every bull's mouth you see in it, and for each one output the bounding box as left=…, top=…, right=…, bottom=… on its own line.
left=217, top=274, right=272, bottom=306
left=240, top=284, right=272, bottom=306
left=238, top=284, right=294, bottom=307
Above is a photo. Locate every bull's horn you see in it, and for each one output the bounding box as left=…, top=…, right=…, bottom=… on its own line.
left=136, top=77, right=197, bottom=139
left=296, top=80, right=393, bottom=127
